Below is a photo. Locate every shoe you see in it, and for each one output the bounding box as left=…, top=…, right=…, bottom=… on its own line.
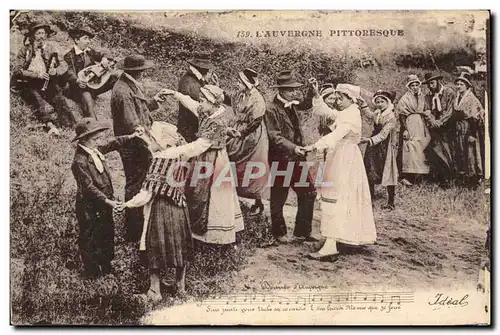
left=146, top=289, right=162, bottom=303
left=47, top=127, right=61, bottom=137
left=400, top=179, right=412, bottom=186
left=249, top=203, right=264, bottom=216
left=381, top=204, right=395, bottom=211
left=275, top=235, right=289, bottom=244
left=307, top=252, right=339, bottom=262
left=303, top=236, right=320, bottom=242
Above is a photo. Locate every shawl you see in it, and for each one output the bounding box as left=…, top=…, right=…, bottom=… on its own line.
left=454, top=88, right=484, bottom=120
left=396, top=90, right=425, bottom=117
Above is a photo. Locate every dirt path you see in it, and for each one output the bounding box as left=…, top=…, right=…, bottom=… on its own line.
left=232, top=198, right=484, bottom=293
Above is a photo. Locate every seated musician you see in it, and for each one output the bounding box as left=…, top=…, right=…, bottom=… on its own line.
left=12, top=22, right=75, bottom=136
left=63, top=27, right=118, bottom=119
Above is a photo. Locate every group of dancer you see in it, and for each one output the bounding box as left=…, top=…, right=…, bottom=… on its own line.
left=12, top=22, right=487, bottom=303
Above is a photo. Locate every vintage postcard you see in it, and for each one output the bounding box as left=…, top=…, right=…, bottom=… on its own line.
left=9, top=10, right=491, bottom=326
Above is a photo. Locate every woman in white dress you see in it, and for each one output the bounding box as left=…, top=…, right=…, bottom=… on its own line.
left=304, top=83, right=376, bottom=261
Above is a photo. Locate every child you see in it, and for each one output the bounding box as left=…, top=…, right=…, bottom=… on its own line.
left=360, top=90, right=400, bottom=210
left=71, top=117, right=138, bottom=278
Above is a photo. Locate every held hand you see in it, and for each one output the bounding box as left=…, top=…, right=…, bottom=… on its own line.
left=421, top=110, right=432, bottom=117
left=106, top=199, right=121, bottom=209
left=294, top=146, right=307, bottom=157
left=39, top=72, right=50, bottom=81
left=48, top=68, right=56, bottom=76
left=303, top=145, right=315, bottom=153
left=403, top=130, right=409, bottom=140
left=309, top=78, right=319, bottom=97
left=357, top=97, right=367, bottom=108
left=77, top=78, right=87, bottom=89
left=114, top=202, right=127, bottom=212
left=101, top=57, right=110, bottom=69
left=359, top=137, right=370, bottom=144
left=468, top=136, right=476, bottom=143
left=155, top=88, right=176, bottom=102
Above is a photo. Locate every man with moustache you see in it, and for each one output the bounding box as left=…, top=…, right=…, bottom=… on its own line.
left=265, top=70, right=318, bottom=244
left=421, top=72, right=456, bottom=185
left=12, top=22, right=74, bottom=135
left=110, top=54, right=167, bottom=242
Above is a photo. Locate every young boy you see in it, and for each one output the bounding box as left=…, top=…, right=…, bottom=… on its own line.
left=64, top=27, right=117, bottom=119
left=71, top=117, right=139, bottom=278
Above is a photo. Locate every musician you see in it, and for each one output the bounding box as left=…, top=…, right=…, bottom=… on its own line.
left=12, top=22, right=75, bottom=135
left=63, top=27, right=117, bottom=119
left=110, top=54, right=167, bottom=243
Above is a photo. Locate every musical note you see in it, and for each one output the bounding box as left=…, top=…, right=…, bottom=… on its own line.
left=372, top=293, right=385, bottom=303
left=354, top=291, right=368, bottom=301
left=390, top=295, right=401, bottom=305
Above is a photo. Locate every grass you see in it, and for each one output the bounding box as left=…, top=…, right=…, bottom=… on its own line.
left=10, top=11, right=489, bottom=325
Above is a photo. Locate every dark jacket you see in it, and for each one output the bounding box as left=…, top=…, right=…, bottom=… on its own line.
left=71, top=137, right=128, bottom=205
left=177, top=71, right=204, bottom=143
left=110, top=73, right=158, bottom=136
left=265, top=94, right=312, bottom=162
left=63, top=47, right=104, bottom=87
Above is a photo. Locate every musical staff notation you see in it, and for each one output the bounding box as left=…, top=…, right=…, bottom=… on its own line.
left=196, top=291, right=414, bottom=307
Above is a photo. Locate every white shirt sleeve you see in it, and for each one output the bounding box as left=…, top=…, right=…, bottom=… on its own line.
left=154, top=138, right=212, bottom=160
left=313, top=123, right=351, bottom=152
left=174, top=92, right=200, bottom=117
left=312, top=96, right=339, bottom=119
left=126, top=189, right=153, bottom=208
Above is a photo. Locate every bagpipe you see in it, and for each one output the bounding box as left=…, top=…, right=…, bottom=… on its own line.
left=10, top=51, right=59, bottom=93
left=42, top=53, right=59, bottom=91
left=77, top=58, right=118, bottom=93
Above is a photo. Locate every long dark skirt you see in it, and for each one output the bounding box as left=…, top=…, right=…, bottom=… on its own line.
left=76, top=200, right=114, bottom=277
left=455, top=119, right=483, bottom=177
left=146, top=196, right=193, bottom=269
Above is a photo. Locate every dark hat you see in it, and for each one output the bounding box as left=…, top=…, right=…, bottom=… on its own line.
left=454, top=72, right=472, bottom=87
left=271, top=70, right=303, bottom=88
left=68, top=27, right=95, bottom=39
left=372, top=89, right=397, bottom=104
left=117, top=54, right=154, bottom=71
left=187, top=54, right=214, bottom=70
left=27, top=22, right=55, bottom=37
left=72, top=117, right=110, bottom=142
left=238, top=68, right=259, bottom=88
left=422, top=72, right=444, bottom=84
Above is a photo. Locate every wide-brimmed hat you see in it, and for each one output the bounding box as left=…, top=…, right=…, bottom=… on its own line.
left=405, top=74, right=422, bottom=88
left=454, top=72, right=473, bottom=87
left=187, top=54, right=214, bottom=70
left=372, top=89, right=396, bottom=104
left=422, top=72, right=443, bottom=84
left=238, top=68, right=259, bottom=89
left=200, top=84, right=225, bottom=104
left=335, top=84, right=361, bottom=102
left=271, top=70, right=303, bottom=88
left=72, top=117, right=110, bottom=142
left=117, top=54, right=154, bottom=71
left=26, top=22, right=56, bottom=38
left=68, top=27, right=95, bottom=39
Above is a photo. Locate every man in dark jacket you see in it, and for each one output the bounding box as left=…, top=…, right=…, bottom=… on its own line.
left=265, top=70, right=318, bottom=244
left=12, top=22, right=75, bottom=135
left=177, top=55, right=231, bottom=143
left=177, top=56, right=213, bottom=143
left=110, top=54, right=166, bottom=242
left=63, top=27, right=117, bottom=118
left=422, top=72, right=456, bottom=185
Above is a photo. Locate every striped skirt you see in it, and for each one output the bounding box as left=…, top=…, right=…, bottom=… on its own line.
left=146, top=196, right=193, bottom=269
